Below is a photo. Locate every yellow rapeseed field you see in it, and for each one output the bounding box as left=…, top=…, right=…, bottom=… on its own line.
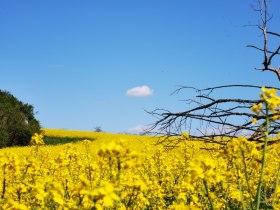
left=1, top=87, right=280, bottom=209
left=0, top=128, right=280, bottom=209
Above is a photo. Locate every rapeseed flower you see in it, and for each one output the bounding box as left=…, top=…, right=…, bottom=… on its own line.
left=30, top=132, right=45, bottom=145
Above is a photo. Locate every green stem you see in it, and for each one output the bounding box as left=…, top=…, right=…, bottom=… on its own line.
left=203, top=178, right=214, bottom=210
left=117, top=156, right=121, bottom=192
left=115, top=156, right=121, bottom=210
left=241, top=151, right=254, bottom=209
left=109, top=157, right=113, bottom=182
left=272, top=163, right=280, bottom=207
left=1, top=163, right=6, bottom=199
left=236, top=166, right=246, bottom=210
left=255, top=102, right=269, bottom=210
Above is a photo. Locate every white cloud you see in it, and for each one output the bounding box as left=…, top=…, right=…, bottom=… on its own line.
left=196, top=126, right=252, bottom=137
left=126, top=85, right=153, bottom=97
left=127, top=125, right=149, bottom=134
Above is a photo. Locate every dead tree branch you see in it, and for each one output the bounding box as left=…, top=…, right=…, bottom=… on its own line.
left=147, top=85, right=280, bottom=147
left=247, top=0, right=280, bottom=80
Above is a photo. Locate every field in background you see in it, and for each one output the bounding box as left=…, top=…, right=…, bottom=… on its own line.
left=41, top=128, right=156, bottom=147
left=0, top=128, right=160, bottom=158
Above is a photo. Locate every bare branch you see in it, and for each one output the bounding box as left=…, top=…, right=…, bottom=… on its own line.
left=175, top=84, right=280, bottom=93
left=268, top=46, right=280, bottom=66
left=247, top=45, right=280, bottom=55
left=255, top=66, right=280, bottom=80
left=249, top=0, right=280, bottom=80
left=267, top=31, right=280, bottom=37
left=147, top=84, right=280, bottom=148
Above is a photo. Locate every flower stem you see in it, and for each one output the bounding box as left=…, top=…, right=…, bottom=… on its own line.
left=203, top=178, right=214, bottom=210
left=255, top=102, right=269, bottom=210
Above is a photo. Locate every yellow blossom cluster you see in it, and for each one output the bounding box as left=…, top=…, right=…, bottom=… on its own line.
left=251, top=87, right=280, bottom=123
left=30, top=133, right=44, bottom=145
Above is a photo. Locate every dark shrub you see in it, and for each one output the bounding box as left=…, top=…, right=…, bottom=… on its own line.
left=0, top=90, right=40, bottom=147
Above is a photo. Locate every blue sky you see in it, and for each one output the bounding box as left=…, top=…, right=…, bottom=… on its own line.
left=0, top=0, right=279, bottom=133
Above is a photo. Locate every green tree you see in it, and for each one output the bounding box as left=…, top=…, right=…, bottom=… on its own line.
left=0, top=90, right=40, bottom=147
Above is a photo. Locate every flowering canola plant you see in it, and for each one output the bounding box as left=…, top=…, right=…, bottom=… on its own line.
left=1, top=87, right=280, bottom=209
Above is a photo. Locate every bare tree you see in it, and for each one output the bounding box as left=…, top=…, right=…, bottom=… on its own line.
left=147, top=0, right=280, bottom=148
left=247, top=0, right=280, bottom=79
